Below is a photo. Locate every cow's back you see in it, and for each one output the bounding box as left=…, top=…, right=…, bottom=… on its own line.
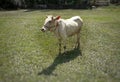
left=70, top=16, right=83, bottom=27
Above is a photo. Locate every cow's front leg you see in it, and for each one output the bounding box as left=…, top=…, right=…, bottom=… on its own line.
left=63, top=45, right=66, bottom=51
left=58, top=39, right=62, bottom=54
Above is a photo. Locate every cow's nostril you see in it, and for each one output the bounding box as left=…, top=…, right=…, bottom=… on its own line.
left=41, top=29, right=44, bottom=32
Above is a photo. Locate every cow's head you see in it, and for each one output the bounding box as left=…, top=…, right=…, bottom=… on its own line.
left=41, top=15, right=61, bottom=32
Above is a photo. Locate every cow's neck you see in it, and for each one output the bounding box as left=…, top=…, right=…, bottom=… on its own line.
left=53, top=21, right=61, bottom=39
left=50, top=20, right=59, bottom=32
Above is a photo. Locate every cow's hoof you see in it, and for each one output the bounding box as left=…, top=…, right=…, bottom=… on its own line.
left=59, top=52, right=61, bottom=55
left=63, top=46, right=66, bottom=50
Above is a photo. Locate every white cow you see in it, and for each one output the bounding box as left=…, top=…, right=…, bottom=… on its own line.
left=41, top=15, right=83, bottom=54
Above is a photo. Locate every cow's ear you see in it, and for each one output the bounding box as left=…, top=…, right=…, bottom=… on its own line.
left=46, top=15, right=48, bottom=18
left=55, top=16, right=61, bottom=20
left=51, top=16, right=54, bottom=20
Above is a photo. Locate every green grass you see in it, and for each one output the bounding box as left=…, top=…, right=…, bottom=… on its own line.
left=0, top=5, right=120, bottom=82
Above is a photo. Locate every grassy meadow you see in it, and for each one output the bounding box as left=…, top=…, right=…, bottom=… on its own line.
left=0, top=5, right=120, bottom=82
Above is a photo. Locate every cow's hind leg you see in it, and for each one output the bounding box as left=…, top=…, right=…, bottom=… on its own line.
left=63, top=42, right=66, bottom=53
left=75, top=31, right=80, bottom=49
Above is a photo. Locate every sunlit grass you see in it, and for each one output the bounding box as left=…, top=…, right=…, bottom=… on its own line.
left=0, top=5, right=120, bottom=82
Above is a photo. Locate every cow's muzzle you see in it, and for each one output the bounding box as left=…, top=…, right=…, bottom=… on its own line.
left=41, top=28, right=46, bottom=32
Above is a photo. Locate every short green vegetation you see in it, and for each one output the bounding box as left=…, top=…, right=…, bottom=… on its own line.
left=0, top=5, right=120, bottom=82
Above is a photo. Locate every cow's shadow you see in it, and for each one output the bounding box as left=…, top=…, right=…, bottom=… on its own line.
left=38, top=48, right=82, bottom=76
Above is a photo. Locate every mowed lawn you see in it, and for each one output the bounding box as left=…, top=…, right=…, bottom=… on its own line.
left=0, top=5, right=120, bottom=82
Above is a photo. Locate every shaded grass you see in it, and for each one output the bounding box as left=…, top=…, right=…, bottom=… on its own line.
left=0, top=5, right=120, bottom=82
left=38, top=48, right=81, bottom=76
